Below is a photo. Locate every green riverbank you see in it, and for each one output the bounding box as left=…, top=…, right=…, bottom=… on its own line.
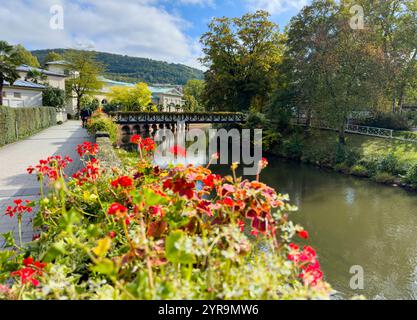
left=267, top=128, right=417, bottom=191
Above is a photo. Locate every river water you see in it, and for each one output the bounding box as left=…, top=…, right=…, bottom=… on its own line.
left=253, top=158, right=417, bottom=300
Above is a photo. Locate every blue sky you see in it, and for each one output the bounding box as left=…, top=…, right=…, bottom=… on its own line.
left=0, top=0, right=309, bottom=69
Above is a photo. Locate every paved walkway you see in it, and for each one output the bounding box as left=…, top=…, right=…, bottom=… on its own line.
left=0, top=121, right=91, bottom=246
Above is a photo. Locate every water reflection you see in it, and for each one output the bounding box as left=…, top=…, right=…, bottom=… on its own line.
left=257, top=159, right=417, bottom=300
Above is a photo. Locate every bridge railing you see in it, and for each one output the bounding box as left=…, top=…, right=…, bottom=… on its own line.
left=110, top=112, right=247, bottom=124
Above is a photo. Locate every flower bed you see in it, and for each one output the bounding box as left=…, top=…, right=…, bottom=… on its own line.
left=0, top=136, right=331, bottom=300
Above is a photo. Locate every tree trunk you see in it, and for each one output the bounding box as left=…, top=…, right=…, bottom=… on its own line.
left=76, top=95, right=81, bottom=119
left=338, top=123, right=346, bottom=145
left=0, top=75, right=4, bottom=106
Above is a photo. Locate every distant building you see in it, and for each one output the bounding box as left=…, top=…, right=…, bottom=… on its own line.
left=97, top=77, right=185, bottom=112
left=3, top=60, right=185, bottom=114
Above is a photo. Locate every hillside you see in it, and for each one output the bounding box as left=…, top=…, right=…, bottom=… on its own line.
left=31, top=49, right=204, bottom=85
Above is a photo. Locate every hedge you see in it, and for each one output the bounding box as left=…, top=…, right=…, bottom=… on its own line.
left=0, top=106, right=57, bottom=147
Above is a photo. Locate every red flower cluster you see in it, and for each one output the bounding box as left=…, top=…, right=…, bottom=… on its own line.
left=5, top=199, right=33, bottom=217
left=72, top=158, right=101, bottom=185
left=169, top=145, right=187, bottom=157
left=108, top=203, right=131, bottom=224
left=131, top=135, right=156, bottom=152
left=141, top=137, right=156, bottom=152
left=76, top=141, right=99, bottom=157
left=11, top=257, right=47, bottom=287
left=288, top=243, right=323, bottom=287
left=111, top=176, right=134, bottom=189
left=130, top=134, right=142, bottom=145
left=27, top=156, right=73, bottom=181
left=163, top=177, right=195, bottom=199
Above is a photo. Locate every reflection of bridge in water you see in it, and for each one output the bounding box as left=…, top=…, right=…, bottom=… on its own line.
left=111, top=112, right=248, bottom=136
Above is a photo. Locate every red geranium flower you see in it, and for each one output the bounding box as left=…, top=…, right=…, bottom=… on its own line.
left=131, top=134, right=142, bottom=145
left=5, top=199, right=33, bottom=218
left=169, top=145, right=187, bottom=157
left=298, top=230, right=309, bottom=240
left=111, top=176, right=134, bottom=188
left=108, top=203, right=128, bottom=216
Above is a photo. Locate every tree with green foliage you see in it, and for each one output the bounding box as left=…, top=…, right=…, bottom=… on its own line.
left=14, top=44, right=40, bottom=67
left=42, top=86, right=65, bottom=109
left=200, top=11, right=283, bottom=113
left=64, top=50, right=104, bottom=116
left=107, top=83, right=152, bottom=111
left=183, top=79, right=205, bottom=111
left=282, top=0, right=386, bottom=143
left=0, top=41, right=22, bottom=106
left=353, top=0, right=417, bottom=112
left=25, top=69, right=47, bottom=84
left=44, top=51, right=63, bottom=65
left=80, top=95, right=100, bottom=112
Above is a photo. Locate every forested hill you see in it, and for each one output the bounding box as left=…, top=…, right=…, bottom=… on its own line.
left=31, top=49, right=204, bottom=85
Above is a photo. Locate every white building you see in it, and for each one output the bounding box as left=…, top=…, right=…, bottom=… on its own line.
left=2, top=63, right=67, bottom=108
left=2, top=79, right=46, bottom=107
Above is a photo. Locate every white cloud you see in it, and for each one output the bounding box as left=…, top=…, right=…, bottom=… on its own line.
left=0, top=0, right=203, bottom=69
left=176, top=0, right=215, bottom=7
left=245, top=0, right=308, bottom=15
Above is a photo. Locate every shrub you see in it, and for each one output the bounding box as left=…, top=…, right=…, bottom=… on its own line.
left=282, top=134, right=304, bottom=160
left=350, top=165, right=370, bottom=177
left=375, top=154, right=399, bottom=175
left=0, top=140, right=331, bottom=300
left=262, top=130, right=281, bottom=151
left=373, top=172, right=396, bottom=184
left=405, top=162, right=417, bottom=185
left=86, top=111, right=118, bottom=143
left=0, top=106, right=56, bottom=147
left=355, top=113, right=410, bottom=131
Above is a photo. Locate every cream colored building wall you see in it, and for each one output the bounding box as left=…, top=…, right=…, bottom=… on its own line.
left=2, top=87, right=43, bottom=107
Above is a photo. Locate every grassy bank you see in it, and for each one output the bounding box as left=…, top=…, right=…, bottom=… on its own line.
left=269, top=128, right=417, bottom=190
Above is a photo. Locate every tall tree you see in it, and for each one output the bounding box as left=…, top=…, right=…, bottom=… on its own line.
left=65, top=50, right=104, bottom=116
left=284, top=0, right=386, bottom=143
left=0, top=41, right=22, bottom=106
left=44, top=51, right=63, bottom=64
left=14, top=44, right=40, bottom=67
left=200, top=11, right=283, bottom=112
left=107, top=83, right=151, bottom=111
left=183, top=79, right=205, bottom=111
left=354, top=0, right=417, bottom=112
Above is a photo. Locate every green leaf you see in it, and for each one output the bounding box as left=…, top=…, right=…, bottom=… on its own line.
left=91, top=258, right=117, bottom=276
left=165, top=231, right=195, bottom=264
left=43, top=241, right=67, bottom=262
left=1, top=231, right=16, bottom=248
left=92, top=237, right=112, bottom=258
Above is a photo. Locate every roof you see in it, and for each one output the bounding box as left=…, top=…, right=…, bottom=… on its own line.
left=17, top=64, right=66, bottom=77
left=100, top=77, right=183, bottom=97
left=45, top=60, right=68, bottom=66
left=3, top=79, right=47, bottom=90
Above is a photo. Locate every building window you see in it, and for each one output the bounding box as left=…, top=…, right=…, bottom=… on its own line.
left=2, top=92, right=6, bottom=97
left=14, top=92, right=22, bottom=98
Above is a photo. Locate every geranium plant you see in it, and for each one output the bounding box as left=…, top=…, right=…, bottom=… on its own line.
left=0, top=138, right=332, bottom=300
